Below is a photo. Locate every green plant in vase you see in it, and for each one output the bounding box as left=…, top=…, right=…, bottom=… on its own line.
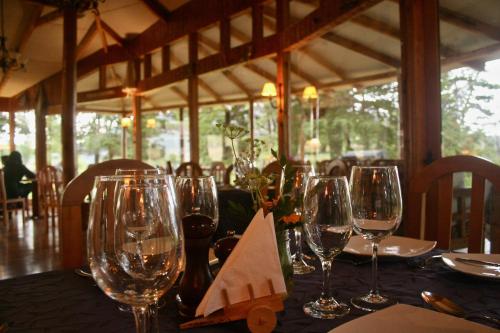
left=217, top=123, right=302, bottom=293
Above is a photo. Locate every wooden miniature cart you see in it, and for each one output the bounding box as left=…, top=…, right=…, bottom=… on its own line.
left=180, top=279, right=284, bottom=333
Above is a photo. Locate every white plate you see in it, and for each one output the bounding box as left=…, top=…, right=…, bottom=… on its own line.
left=442, top=253, right=500, bottom=279
left=344, top=235, right=436, bottom=257
left=329, top=304, right=497, bottom=333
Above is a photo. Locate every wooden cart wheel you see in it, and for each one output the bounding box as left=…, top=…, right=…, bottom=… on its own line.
left=246, top=305, right=277, bottom=333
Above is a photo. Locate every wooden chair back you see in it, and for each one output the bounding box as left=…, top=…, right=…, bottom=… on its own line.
left=37, top=165, right=63, bottom=219
left=316, top=160, right=332, bottom=175
left=262, top=161, right=283, bottom=199
left=406, top=155, right=500, bottom=252
left=210, top=162, right=226, bottom=186
left=166, top=161, right=174, bottom=175
left=327, top=159, right=348, bottom=177
left=60, top=159, right=153, bottom=268
left=0, top=169, right=26, bottom=224
left=176, top=162, right=203, bottom=177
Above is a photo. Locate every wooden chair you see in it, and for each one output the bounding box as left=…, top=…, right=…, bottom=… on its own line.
left=166, top=161, right=174, bottom=175
left=262, top=161, right=283, bottom=199
left=210, top=161, right=226, bottom=186
left=406, top=155, right=500, bottom=252
left=326, top=159, right=348, bottom=177
left=37, top=165, right=63, bottom=221
left=316, top=160, right=332, bottom=175
left=0, top=169, right=26, bottom=224
left=176, top=161, right=203, bottom=177
left=61, top=159, right=153, bottom=268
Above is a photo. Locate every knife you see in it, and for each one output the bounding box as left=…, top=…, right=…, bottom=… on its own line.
left=455, top=257, right=500, bottom=268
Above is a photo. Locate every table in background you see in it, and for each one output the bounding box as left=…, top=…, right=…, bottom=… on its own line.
left=0, top=251, right=498, bottom=332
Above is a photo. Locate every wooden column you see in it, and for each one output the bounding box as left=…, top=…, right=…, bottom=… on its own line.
left=276, top=0, right=290, bottom=158
left=8, top=110, right=15, bottom=151
left=133, top=95, right=142, bottom=160
left=400, top=0, right=441, bottom=238
left=35, top=87, right=47, bottom=173
left=188, top=32, right=199, bottom=163
left=249, top=99, right=255, bottom=160
left=180, top=107, right=185, bottom=163
left=61, top=6, right=77, bottom=184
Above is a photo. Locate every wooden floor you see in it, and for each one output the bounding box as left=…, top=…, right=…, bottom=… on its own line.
left=0, top=213, right=61, bottom=280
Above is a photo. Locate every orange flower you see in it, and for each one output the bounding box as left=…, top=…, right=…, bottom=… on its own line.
left=281, top=214, right=301, bottom=224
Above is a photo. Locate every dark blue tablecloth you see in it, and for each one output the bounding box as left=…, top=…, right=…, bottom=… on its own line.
left=0, top=251, right=499, bottom=332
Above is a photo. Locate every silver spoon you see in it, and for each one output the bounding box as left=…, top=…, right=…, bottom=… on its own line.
left=421, top=291, right=500, bottom=326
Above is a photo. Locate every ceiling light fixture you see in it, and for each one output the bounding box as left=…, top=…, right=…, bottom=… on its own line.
left=261, top=82, right=278, bottom=108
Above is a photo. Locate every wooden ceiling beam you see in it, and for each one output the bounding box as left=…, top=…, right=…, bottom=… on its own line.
left=198, top=34, right=219, bottom=52
left=322, top=32, right=400, bottom=68
left=99, top=20, right=126, bottom=47
left=439, top=7, right=500, bottom=42
left=222, top=70, right=253, bottom=97
left=76, top=21, right=98, bottom=59
left=244, top=63, right=275, bottom=82
left=35, top=9, right=63, bottom=27
left=170, top=86, right=188, bottom=101
left=140, top=0, right=170, bottom=23
left=298, top=48, right=347, bottom=80
left=351, top=14, right=399, bottom=39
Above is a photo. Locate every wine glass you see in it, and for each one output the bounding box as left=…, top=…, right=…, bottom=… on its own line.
left=175, top=176, right=219, bottom=318
left=87, top=175, right=183, bottom=333
left=349, top=166, right=402, bottom=312
left=302, top=176, right=353, bottom=319
left=290, top=165, right=315, bottom=274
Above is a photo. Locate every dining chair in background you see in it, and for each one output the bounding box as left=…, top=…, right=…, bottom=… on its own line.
left=60, top=159, right=153, bottom=268
left=175, top=162, right=203, bottom=177
left=37, top=165, right=63, bottom=223
left=0, top=169, right=26, bottom=225
left=406, top=155, right=500, bottom=253
left=326, top=159, right=348, bottom=177
left=210, top=161, right=226, bottom=187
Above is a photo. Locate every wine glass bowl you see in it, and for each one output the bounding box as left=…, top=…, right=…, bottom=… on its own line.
left=87, top=175, right=183, bottom=332
left=302, top=176, right=353, bottom=319
left=349, top=166, right=402, bottom=312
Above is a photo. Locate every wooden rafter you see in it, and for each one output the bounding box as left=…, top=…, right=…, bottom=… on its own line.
left=439, top=7, right=500, bottom=42
left=76, top=22, right=98, bottom=59
left=35, top=9, right=63, bottom=27
left=244, top=63, right=275, bottom=82
left=351, top=14, right=399, bottom=39
left=170, top=54, right=220, bottom=101
left=170, top=86, right=188, bottom=101
left=298, top=48, right=347, bottom=80
left=99, top=20, right=126, bottom=47
left=140, top=0, right=170, bottom=23
left=222, top=70, right=253, bottom=97
left=322, top=32, right=400, bottom=68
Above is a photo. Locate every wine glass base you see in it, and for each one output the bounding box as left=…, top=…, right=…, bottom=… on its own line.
left=350, top=293, right=397, bottom=312
left=292, top=259, right=315, bottom=274
left=303, top=301, right=350, bottom=319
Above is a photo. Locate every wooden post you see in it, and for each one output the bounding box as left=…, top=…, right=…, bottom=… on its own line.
left=276, top=52, right=290, bottom=158
left=61, top=6, right=77, bottom=184
left=8, top=110, right=15, bottom=152
left=35, top=87, right=47, bottom=173
left=188, top=32, right=199, bottom=163
left=180, top=107, right=185, bottom=163
left=276, top=0, right=290, bottom=158
left=249, top=99, right=255, bottom=160
left=133, top=95, right=142, bottom=160
left=400, top=0, right=441, bottom=239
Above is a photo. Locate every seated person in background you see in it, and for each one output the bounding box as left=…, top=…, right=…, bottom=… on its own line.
left=3, top=151, right=36, bottom=199
left=1, top=155, right=8, bottom=167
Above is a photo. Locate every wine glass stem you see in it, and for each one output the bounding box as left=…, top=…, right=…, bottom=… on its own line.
left=132, top=305, right=151, bottom=333
left=320, top=259, right=332, bottom=301
left=370, top=241, right=380, bottom=296
left=294, top=227, right=303, bottom=259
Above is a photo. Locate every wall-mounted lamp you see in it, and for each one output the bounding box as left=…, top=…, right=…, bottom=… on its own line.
left=261, top=82, right=277, bottom=108
left=121, top=116, right=132, bottom=128
left=122, top=87, right=138, bottom=98
left=146, top=118, right=156, bottom=129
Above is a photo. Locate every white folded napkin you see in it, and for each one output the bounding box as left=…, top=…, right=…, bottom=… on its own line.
left=196, top=209, right=287, bottom=317
left=330, top=304, right=498, bottom=333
